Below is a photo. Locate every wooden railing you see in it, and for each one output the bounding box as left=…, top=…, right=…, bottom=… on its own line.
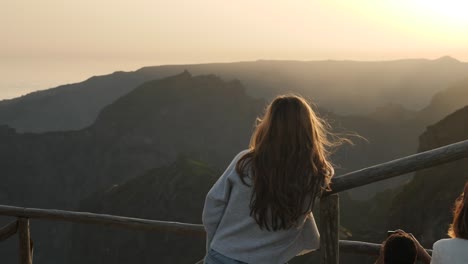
left=318, top=139, right=468, bottom=263
left=1, top=139, right=467, bottom=264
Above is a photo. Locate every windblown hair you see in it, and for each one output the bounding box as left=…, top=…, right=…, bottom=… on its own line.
left=236, top=94, right=343, bottom=231
left=383, top=232, right=417, bottom=264
left=448, top=182, right=468, bottom=239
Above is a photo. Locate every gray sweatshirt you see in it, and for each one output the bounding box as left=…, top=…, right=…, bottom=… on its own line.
left=202, top=150, right=320, bottom=264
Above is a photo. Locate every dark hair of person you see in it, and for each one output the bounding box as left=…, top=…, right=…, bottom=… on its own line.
left=383, top=233, right=417, bottom=264
left=235, top=94, right=346, bottom=231
left=448, top=182, right=468, bottom=239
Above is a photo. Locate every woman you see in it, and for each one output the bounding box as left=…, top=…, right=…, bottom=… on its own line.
left=374, top=230, right=431, bottom=264
left=431, top=183, right=468, bottom=263
left=202, top=95, right=343, bottom=264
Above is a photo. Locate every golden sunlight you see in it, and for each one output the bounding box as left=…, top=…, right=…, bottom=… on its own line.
left=410, top=0, right=468, bottom=24
left=327, top=0, right=468, bottom=43
left=404, top=0, right=468, bottom=33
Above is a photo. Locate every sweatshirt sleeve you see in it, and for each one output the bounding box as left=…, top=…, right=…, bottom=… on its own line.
left=202, top=150, right=247, bottom=252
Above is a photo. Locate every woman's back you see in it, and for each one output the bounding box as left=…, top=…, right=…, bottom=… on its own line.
left=431, top=238, right=468, bottom=264
left=203, top=150, right=320, bottom=264
left=202, top=95, right=343, bottom=264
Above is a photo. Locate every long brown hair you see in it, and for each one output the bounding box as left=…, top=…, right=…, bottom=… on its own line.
left=448, top=182, right=468, bottom=239
left=236, top=94, right=342, bottom=231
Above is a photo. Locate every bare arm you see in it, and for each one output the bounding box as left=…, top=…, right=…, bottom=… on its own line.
left=374, top=243, right=385, bottom=264
left=409, top=233, right=431, bottom=264
left=374, top=252, right=384, bottom=264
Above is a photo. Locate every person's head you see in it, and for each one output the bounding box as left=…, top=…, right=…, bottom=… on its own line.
left=448, top=182, right=468, bottom=239
left=236, top=94, right=343, bottom=231
left=382, top=232, right=417, bottom=264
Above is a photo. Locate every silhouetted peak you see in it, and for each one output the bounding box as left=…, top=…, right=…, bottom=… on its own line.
left=91, top=71, right=259, bottom=133
left=159, top=70, right=192, bottom=82
left=179, top=70, right=192, bottom=78
left=434, top=56, right=460, bottom=63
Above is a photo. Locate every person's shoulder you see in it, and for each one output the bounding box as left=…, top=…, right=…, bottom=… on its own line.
left=227, top=149, right=251, bottom=181
left=433, top=238, right=452, bottom=248
left=234, top=149, right=250, bottom=159
left=230, top=149, right=250, bottom=165
left=433, top=238, right=468, bottom=250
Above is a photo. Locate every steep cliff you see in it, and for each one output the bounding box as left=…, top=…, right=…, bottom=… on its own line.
left=388, top=106, right=468, bottom=246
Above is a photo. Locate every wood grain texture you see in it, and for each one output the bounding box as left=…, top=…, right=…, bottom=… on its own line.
left=0, top=205, right=205, bottom=236
left=328, top=139, right=468, bottom=195
left=18, top=218, right=32, bottom=264
left=320, top=194, right=339, bottom=264
left=0, top=209, right=434, bottom=263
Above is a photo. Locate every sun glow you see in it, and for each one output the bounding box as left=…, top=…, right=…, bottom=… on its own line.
left=411, top=0, right=468, bottom=24
left=326, top=0, right=468, bottom=44
left=404, top=0, right=468, bottom=35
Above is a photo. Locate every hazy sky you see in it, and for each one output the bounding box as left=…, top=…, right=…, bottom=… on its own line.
left=2, top=0, right=468, bottom=99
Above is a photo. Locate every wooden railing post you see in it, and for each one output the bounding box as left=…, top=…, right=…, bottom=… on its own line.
left=18, top=218, right=33, bottom=264
left=320, top=194, right=339, bottom=264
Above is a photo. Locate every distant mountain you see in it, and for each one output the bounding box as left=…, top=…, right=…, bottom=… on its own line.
left=388, top=106, right=468, bottom=247
left=368, top=103, right=417, bottom=124
left=0, top=70, right=155, bottom=132
left=2, top=57, right=468, bottom=132
left=0, top=71, right=435, bottom=263
left=417, top=78, right=468, bottom=125
left=0, top=72, right=264, bottom=264
left=0, top=70, right=424, bottom=208
left=68, top=157, right=218, bottom=264
left=0, top=72, right=262, bottom=209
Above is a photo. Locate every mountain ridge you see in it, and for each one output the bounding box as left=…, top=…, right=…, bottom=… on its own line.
left=2, top=58, right=468, bottom=132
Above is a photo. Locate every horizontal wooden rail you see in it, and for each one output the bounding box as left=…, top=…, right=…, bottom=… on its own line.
left=0, top=140, right=458, bottom=261
left=0, top=205, right=204, bottom=236
left=0, top=220, right=18, bottom=242
left=329, top=139, right=468, bottom=194
left=339, top=240, right=381, bottom=256
left=0, top=204, right=434, bottom=260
